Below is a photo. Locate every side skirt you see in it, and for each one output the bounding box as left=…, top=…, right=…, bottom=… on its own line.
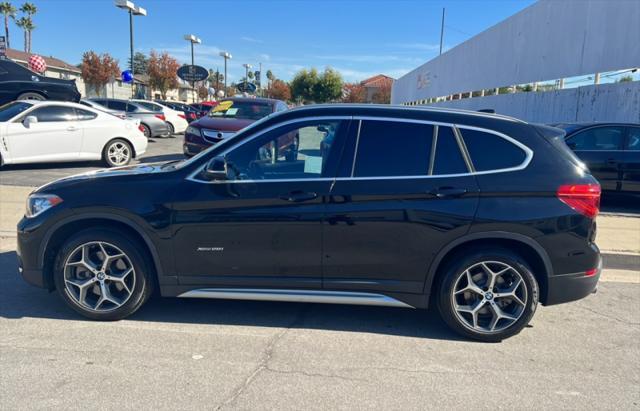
left=177, top=288, right=416, bottom=308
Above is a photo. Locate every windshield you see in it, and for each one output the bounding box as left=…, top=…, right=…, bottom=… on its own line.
left=0, top=101, right=32, bottom=122
left=208, top=100, right=272, bottom=120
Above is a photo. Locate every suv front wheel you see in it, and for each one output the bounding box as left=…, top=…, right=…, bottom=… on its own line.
left=437, top=248, right=539, bottom=342
left=53, top=229, right=153, bottom=320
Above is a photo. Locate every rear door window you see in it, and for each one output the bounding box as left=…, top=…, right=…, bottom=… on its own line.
left=460, top=128, right=527, bottom=172
left=432, top=126, right=468, bottom=175
left=353, top=120, right=433, bottom=177
left=625, top=127, right=640, bottom=151
left=566, top=126, right=624, bottom=151
left=75, top=108, right=98, bottom=121
left=108, top=101, right=128, bottom=111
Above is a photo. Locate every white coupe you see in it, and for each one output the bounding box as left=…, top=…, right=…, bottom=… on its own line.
left=0, top=101, right=147, bottom=168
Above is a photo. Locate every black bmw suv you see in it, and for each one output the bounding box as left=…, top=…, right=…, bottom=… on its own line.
left=17, top=105, right=602, bottom=341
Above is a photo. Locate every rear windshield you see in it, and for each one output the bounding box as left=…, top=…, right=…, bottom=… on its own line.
left=209, top=100, right=272, bottom=120
left=0, top=101, right=32, bottom=121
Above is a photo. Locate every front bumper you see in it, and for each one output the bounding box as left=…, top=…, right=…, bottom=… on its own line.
left=544, top=255, right=602, bottom=305
left=16, top=217, right=50, bottom=289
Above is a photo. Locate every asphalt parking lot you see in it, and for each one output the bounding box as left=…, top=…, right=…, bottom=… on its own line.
left=1, top=133, right=639, bottom=409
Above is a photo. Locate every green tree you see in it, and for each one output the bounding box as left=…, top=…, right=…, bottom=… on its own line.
left=617, top=75, right=633, bottom=83
left=127, top=51, right=149, bottom=75
left=18, top=2, right=35, bottom=52
left=0, top=2, right=16, bottom=49
left=314, top=68, right=343, bottom=103
left=247, top=71, right=254, bottom=80
left=290, top=68, right=319, bottom=103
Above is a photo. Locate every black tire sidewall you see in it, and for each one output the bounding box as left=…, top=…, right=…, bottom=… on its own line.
left=141, top=124, right=151, bottom=138
left=53, top=228, right=152, bottom=321
left=103, top=139, right=132, bottom=167
left=167, top=122, right=174, bottom=135
left=437, top=248, right=539, bottom=342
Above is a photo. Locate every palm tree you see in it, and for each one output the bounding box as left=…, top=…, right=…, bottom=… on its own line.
left=14, top=15, right=27, bottom=51
left=0, top=2, right=16, bottom=49
left=19, top=2, right=35, bottom=52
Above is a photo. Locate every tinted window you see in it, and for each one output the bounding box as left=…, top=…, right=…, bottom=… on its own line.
left=136, top=101, right=162, bottom=112
left=461, top=128, right=526, bottom=171
left=75, top=108, right=98, bottom=121
left=627, top=127, right=640, bottom=151
left=226, top=121, right=343, bottom=180
left=433, top=126, right=468, bottom=175
left=0, top=101, right=32, bottom=121
left=209, top=100, right=272, bottom=120
left=29, top=106, right=76, bottom=122
left=107, top=101, right=128, bottom=111
left=354, top=120, right=433, bottom=177
left=567, top=126, right=624, bottom=150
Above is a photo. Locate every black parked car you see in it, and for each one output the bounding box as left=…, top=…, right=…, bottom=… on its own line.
left=17, top=105, right=602, bottom=342
left=553, top=123, right=640, bottom=194
left=0, top=58, right=81, bottom=105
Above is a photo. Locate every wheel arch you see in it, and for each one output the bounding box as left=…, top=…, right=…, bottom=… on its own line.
left=15, top=90, right=47, bottom=100
left=424, top=232, right=552, bottom=306
left=39, top=213, right=164, bottom=290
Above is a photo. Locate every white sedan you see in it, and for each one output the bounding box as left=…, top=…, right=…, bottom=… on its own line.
left=132, top=99, right=188, bottom=134
left=0, top=101, right=147, bottom=168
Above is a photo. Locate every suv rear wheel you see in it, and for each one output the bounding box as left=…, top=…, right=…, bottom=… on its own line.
left=53, top=229, right=153, bottom=320
left=437, top=248, right=539, bottom=342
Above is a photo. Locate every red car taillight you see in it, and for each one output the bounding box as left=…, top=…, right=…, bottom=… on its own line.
left=155, top=114, right=166, bottom=121
left=189, top=113, right=196, bottom=119
left=138, top=124, right=145, bottom=133
left=178, top=114, right=186, bottom=119
left=557, top=184, right=601, bottom=218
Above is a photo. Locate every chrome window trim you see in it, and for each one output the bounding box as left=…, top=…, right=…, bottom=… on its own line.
left=428, top=125, right=438, bottom=175
left=350, top=120, right=362, bottom=177
left=187, top=115, right=534, bottom=184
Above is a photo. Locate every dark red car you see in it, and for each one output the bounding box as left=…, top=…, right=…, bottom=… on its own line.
left=189, top=101, right=218, bottom=119
left=184, top=97, right=288, bottom=156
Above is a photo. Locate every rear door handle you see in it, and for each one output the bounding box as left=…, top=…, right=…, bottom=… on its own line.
left=430, top=187, right=468, bottom=198
left=280, top=191, right=318, bottom=202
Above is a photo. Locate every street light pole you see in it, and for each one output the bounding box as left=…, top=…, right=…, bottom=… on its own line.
left=115, top=1, right=147, bottom=98
left=184, top=34, right=201, bottom=102
left=219, top=51, right=232, bottom=97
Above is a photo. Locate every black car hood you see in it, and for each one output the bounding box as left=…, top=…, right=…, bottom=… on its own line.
left=36, top=163, right=169, bottom=192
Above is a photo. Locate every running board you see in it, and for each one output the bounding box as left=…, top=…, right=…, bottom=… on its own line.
left=177, top=288, right=415, bottom=308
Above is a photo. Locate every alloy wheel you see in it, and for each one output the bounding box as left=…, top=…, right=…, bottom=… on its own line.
left=451, top=261, right=527, bottom=333
left=63, top=241, right=136, bottom=312
left=107, top=142, right=130, bottom=166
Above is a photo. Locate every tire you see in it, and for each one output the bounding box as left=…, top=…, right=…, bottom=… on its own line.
left=102, top=138, right=133, bottom=167
left=17, top=92, right=46, bottom=101
left=53, top=228, right=154, bottom=321
left=436, top=247, right=539, bottom=342
left=140, top=123, right=151, bottom=138
left=167, top=122, right=175, bottom=135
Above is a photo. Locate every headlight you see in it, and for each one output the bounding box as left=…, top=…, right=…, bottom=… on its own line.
left=25, top=194, right=63, bottom=218
left=186, top=125, right=202, bottom=137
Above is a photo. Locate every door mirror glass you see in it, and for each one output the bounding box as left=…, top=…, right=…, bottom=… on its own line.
left=204, top=156, right=230, bottom=181
left=23, top=115, right=38, bottom=127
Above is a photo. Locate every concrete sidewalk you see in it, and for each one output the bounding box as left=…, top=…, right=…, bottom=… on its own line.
left=1, top=184, right=638, bottom=279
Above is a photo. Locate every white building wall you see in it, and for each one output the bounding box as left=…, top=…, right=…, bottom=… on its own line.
left=427, top=81, right=640, bottom=124
left=392, top=0, right=640, bottom=104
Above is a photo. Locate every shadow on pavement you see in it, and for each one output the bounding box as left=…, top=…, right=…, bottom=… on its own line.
left=0, top=160, right=103, bottom=171
left=0, top=250, right=463, bottom=341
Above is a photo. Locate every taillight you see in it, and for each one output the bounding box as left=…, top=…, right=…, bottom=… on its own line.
left=189, top=113, right=196, bottom=119
left=557, top=184, right=601, bottom=218
left=155, top=114, right=166, bottom=121
left=585, top=268, right=598, bottom=277
left=138, top=124, right=145, bottom=133
left=178, top=114, right=186, bottom=119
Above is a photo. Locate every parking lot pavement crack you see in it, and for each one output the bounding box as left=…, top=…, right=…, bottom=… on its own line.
left=575, top=305, right=640, bottom=326
left=215, top=307, right=308, bottom=410
left=263, top=366, right=369, bottom=383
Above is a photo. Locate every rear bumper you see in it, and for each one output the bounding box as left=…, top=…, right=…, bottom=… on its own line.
left=151, top=123, right=171, bottom=138
left=544, top=255, right=602, bottom=305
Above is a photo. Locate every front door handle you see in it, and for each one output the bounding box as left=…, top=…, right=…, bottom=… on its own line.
left=430, top=187, right=468, bottom=198
left=280, top=191, right=318, bottom=202
left=67, top=126, right=78, bottom=131
left=606, top=158, right=617, bottom=165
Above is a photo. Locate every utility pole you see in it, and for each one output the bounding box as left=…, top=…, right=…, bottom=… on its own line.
left=439, top=8, right=445, bottom=56
left=219, top=51, right=232, bottom=97
left=115, top=1, right=147, bottom=98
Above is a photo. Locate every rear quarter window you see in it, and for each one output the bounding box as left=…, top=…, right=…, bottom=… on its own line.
left=460, top=128, right=527, bottom=172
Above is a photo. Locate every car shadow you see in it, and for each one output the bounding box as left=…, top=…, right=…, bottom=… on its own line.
left=0, top=250, right=463, bottom=342
left=0, top=160, right=103, bottom=171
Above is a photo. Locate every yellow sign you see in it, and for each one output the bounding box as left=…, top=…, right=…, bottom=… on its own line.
left=213, top=100, right=233, bottom=112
